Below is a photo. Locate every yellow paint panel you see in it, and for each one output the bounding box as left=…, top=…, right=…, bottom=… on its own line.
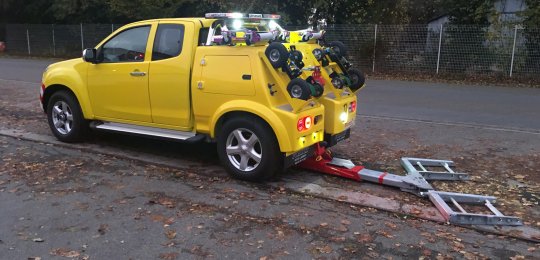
left=289, top=32, right=301, bottom=44
left=201, top=55, right=255, bottom=96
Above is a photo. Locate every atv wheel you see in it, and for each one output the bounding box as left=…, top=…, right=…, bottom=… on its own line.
left=328, top=41, right=348, bottom=57
left=217, top=116, right=282, bottom=182
left=46, top=91, right=88, bottom=143
left=347, top=68, right=366, bottom=92
left=311, top=82, right=324, bottom=98
left=287, top=78, right=312, bottom=100
left=265, top=42, right=288, bottom=68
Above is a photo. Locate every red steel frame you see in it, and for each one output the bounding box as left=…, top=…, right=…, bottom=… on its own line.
left=297, top=143, right=363, bottom=181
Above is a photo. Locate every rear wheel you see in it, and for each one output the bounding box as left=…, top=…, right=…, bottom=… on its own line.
left=265, top=42, right=288, bottom=68
left=347, top=68, right=366, bottom=92
left=46, top=91, right=88, bottom=143
left=328, top=41, right=348, bottom=57
left=217, top=116, right=282, bottom=182
left=287, top=78, right=312, bottom=100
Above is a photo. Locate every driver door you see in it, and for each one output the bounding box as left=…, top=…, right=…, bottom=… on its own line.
left=87, top=24, right=154, bottom=122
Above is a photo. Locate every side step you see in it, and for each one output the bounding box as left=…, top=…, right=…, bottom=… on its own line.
left=93, top=122, right=201, bottom=141
left=426, top=191, right=523, bottom=226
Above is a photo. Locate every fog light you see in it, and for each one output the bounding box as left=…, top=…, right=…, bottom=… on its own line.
left=299, top=136, right=306, bottom=146
left=339, top=112, right=348, bottom=123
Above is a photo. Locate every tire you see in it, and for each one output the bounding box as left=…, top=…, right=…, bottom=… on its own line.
left=328, top=41, right=348, bottom=57
left=312, top=48, right=324, bottom=61
left=217, top=116, right=282, bottom=182
left=312, top=82, right=324, bottom=98
left=265, top=42, right=288, bottom=68
left=46, top=91, right=88, bottom=143
left=289, top=50, right=305, bottom=69
left=305, top=76, right=324, bottom=98
left=347, top=68, right=366, bottom=92
left=286, top=78, right=312, bottom=100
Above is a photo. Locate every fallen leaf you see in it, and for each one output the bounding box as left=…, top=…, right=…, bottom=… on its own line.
left=159, top=252, right=179, bottom=260
left=341, top=219, right=351, bottom=225
left=50, top=248, right=80, bottom=258
left=165, top=229, right=177, bottom=239
left=318, top=245, right=332, bottom=254
left=98, top=224, right=109, bottom=235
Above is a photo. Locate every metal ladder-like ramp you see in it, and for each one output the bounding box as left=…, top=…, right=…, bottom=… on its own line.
left=300, top=151, right=522, bottom=226
left=426, top=191, right=522, bottom=226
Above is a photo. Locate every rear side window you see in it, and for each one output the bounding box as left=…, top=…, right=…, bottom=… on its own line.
left=152, top=24, right=184, bottom=61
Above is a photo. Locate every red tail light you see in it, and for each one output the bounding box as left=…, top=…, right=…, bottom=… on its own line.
left=349, top=101, right=356, bottom=113
left=297, top=116, right=313, bottom=132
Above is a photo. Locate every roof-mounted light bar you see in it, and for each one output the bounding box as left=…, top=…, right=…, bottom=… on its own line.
left=205, top=13, right=281, bottom=19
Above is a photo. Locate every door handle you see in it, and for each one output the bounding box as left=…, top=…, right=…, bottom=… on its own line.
left=130, top=70, right=146, bottom=77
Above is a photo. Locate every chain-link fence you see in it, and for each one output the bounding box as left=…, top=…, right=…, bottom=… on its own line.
left=5, top=24, right=122, bottom=57
left=3, top=23, right=540, bottom=79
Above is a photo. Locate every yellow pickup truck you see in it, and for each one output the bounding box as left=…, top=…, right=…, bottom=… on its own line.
left=40, top=13, right=364, bottom=181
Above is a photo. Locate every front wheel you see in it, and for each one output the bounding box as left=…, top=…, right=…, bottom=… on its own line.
left=46, top=91, right=88, bottom=143
left=217, top=116, right=282, bottom=182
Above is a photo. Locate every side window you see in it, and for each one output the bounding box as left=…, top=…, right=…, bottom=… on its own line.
left=101, top=26, right=150, bottom=63
left=152, top=24, right=184, bottom=61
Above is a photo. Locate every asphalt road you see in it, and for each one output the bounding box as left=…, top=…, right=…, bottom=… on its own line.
left=1, top=57, right=539, bottom=131
left=1, top=57, right=539, bottom=258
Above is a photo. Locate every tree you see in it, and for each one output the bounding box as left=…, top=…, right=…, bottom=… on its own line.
left=521, top=0, right=540, bottom=73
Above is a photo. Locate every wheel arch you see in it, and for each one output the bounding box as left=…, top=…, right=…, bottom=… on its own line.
left=43, top=84, right=92, bottom=119
left=211, top=104, right=292, bottom=152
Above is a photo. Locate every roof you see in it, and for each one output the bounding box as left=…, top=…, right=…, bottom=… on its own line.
left=122, top=18, right=216, bottom=28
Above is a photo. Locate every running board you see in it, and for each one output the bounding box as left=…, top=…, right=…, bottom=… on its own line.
left=93, top=122, right=198, bottom=141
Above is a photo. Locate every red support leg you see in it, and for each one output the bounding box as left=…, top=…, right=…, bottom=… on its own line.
left=297, top=143, right=364, bottom=182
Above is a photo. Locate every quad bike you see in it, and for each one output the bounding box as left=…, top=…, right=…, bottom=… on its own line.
left=264, top=42, right=324, bottom=101
left=311, top=41, right=365, bottom=92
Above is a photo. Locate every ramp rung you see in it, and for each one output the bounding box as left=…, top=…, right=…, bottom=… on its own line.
left=443, top=163, right=454, bottom=173
left=450, top=198, right=467, bottom=214
left=417, top=162, right=427, bottom=172
left=485, top=200, right=504, bottom=216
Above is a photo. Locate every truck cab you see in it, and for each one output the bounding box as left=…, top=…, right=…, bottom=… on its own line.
left=40, top=13, right=364, bottom=181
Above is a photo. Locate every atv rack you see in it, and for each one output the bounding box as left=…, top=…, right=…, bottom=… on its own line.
left=298, top=144, right=522, bottom=226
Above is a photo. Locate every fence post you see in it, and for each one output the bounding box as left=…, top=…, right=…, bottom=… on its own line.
left=372, top=24, right=377, bottom=73
left=436, top=24, right=443, bottom=74
left=510, top=25, right=518, bottom=77
left=111, top=24, right=114, bottom=33
left=26, top=28, right=31, bottom=55
left=52, top=24, right=56, bottom=57
left=80, top=23, right=84, bottom=51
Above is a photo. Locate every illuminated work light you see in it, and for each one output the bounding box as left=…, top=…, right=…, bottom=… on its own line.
left=232, top=20, right=243, bottom=30
left=339, top=112, right=348, bottom=123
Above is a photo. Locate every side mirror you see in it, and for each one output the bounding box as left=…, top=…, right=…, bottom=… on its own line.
left=82, top=48, right=97, bottom=63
